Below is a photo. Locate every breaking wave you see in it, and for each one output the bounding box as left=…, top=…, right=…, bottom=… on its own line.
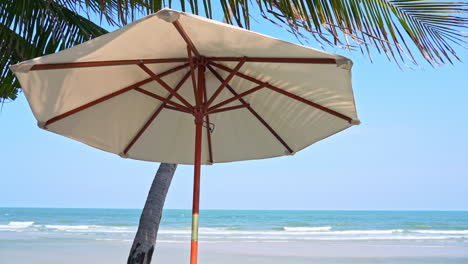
left=284, top=226, right=332, bottom=232
left=1, top=222, right=467, bottom=242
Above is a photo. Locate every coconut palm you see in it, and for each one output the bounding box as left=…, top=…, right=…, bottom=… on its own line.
left=1, top=1, right=466, bottom=263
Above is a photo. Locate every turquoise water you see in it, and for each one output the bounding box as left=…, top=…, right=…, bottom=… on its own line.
left=1, top=208, right=467, bottom=245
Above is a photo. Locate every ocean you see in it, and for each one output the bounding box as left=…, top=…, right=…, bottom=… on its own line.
left=1, top=208, right=467, bottom=263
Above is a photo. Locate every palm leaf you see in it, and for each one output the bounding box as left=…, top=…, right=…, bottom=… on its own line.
left=253, top=0, right=467, bottom=65
left=0, top=0, right=109, bottom=100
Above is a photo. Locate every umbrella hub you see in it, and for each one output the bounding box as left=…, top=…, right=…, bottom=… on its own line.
left=193, top=56, right=208, bottom=68
left=193, top=105, right=206, bottom=124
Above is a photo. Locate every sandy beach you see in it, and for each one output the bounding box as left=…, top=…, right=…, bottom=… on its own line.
left=2, top=239, right=468, bottom=264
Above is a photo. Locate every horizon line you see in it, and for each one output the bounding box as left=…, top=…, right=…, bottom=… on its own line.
left=1, top=206, right=467, bottom=212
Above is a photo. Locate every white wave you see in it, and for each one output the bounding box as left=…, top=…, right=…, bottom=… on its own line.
left=284, top=226, right=332, bottom=232
left=44, top=225, right=135, bottom=233
left=95, top=238, right=132, bottom=242
left=2, top=222, right=466, bottom=243
left=159, top=227, right=235, bottom=235
left=157, top=240, right=188, bottom=244
left=157, top=228, right=468, bottom=243
left=326, top=229, right=404, bottom=235
left=195, top=234, right=468, bottom=241
left=0, top=221, right=35, bottom=230
left=308, top=235, right=467, bottom=241
left=158, top=228, right=404, bottom=236
left=8, top=221, right=35, bottom=227
left=411, top=230, right=468, bottom=235
left=45, top=225, right=95, bottom=230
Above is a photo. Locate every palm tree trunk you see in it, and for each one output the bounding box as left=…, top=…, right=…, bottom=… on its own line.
left=127, top=163, right=177, bottom=264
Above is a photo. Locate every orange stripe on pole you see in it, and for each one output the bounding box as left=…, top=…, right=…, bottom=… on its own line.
left=190, top=240, right=199, bottom=264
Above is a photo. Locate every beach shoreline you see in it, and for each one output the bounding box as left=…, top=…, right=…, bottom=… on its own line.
left=1, top=208, right=467, bottom=263
left=2, top=239, right=468, bottom=264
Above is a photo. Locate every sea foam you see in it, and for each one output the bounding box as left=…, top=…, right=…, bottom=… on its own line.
left=411, top=230, right=468, bottom=235
left=284, top=226, right=332, bottom=232
left=8, top=221, right=35, bottom=227
left=44, top=225, right=135, bottom=233
left=0, top=221, right=35, bottom=231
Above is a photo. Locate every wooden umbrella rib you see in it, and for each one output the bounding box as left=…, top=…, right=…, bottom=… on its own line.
left=138, top=64, right=194, bottom=109
left=208, top=61, right=353, bottom=123
left=45, top=81, right=145, bottom=127
left=197, top=63, right=206, bottom=106
left=245, top=105, right=294, bottom=154
left=201, top=67, right=214, bottom=164
left=173, top=21, right=200, bottom=57
left=123, top=103, right=162, bottom=155
left=44, top=63, right=189, bottom=127
left=187, top=46, right=199, bottom=104
left=123, top=71, right=191, bottom=155
left=207, top=83, right=267, bottom=112
left=164, top=105, right=192, bottom=113
left=204, top=114, right=214, bottom=164
left=204, top=113, right=214, bottom=163
left=208, top=104, right=250, bottom=114
left=205, top=59, right=246, bottom=107
left=30, top=58, right=188, bottom=70
left=134, top=87, right=191, bottom=112
left=160, top=63, right=191, bottom=76
left=207, top=57, right=337, bottom=64
left=207, top=65, right=293, bottom=154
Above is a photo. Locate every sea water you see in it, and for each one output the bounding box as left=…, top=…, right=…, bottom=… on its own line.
left=1, top=209, right=467, bottom=263
left=1, top=208, right=467, bottom=244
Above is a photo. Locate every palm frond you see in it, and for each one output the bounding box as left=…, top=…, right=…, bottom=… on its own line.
left=0, top=25, right=36, bottom=101
left=253, top=0, right=467, bottom=66
left=0, top=0, right=108, bottom=100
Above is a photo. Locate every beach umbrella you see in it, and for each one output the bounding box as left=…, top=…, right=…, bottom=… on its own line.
left=10, top=9, right=359, bottom=264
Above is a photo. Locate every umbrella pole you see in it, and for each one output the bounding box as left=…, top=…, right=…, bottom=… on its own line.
left=190, top=63, right=205, bottom=264
left=190, top=119, right=202, bottom=264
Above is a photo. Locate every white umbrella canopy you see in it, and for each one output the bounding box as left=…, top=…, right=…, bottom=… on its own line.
left=11, top=8, right=359, bottom=165
left=11, top=8, right=359, bottom=264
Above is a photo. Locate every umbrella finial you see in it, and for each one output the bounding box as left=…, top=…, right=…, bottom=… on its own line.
left=37, top=121, right=47, bottom=129
left=119, top=152, right=130, bottom=158
left=10, top=63, right=33, bottom=73
left=336, top=58, right=353, bottom=70
left=350, top=119, right=361, bottom=125
left=156, top=9, right=180, bottom=23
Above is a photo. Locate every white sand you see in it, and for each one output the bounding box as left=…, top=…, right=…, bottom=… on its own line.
left=1, top=240, right=468, bottom=264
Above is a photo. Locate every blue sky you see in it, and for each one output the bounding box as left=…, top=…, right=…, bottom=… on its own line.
left=1, top=8, right=467, bottom=210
